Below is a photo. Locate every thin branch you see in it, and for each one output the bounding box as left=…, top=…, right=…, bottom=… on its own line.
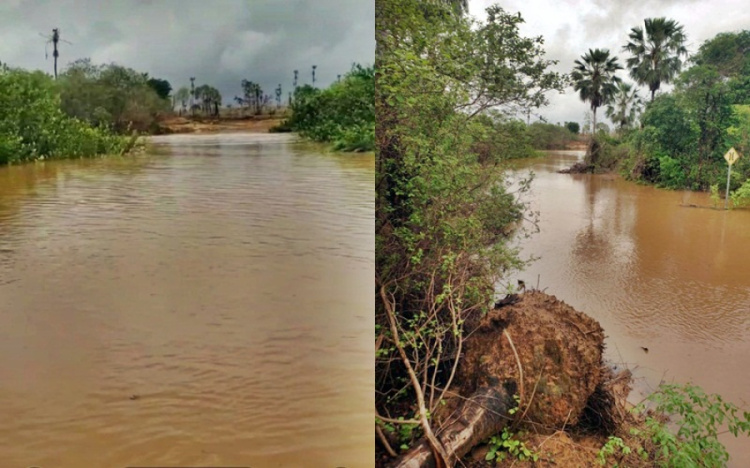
left=380, top=285, right=451, bottom=467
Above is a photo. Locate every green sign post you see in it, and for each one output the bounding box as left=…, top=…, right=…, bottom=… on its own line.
left=724, top=147, right=741, bottom=210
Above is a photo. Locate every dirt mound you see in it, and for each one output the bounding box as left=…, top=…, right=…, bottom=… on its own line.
left=385, top=292, right=654, bottom=468
left=457, top=291, right=605, bottom=429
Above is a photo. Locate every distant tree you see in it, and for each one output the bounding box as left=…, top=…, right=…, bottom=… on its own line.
left=605, top=81, right=642, bottom=131
left=312, top=65, right=317, bottom=86
left=565, top=121, right=580, bottom=134
left=174, top=86, right=190, bottom=115
left=571, top=48, right=622, bottom=134
left=623, top=17, right=688, bottom=102
left=195, top=84, right=221, bottom=116
left=146, top=77, right=172, bottom=100
left=241, top=79, right=263, bottom=114
left=58, top=60, right=169, bottom=131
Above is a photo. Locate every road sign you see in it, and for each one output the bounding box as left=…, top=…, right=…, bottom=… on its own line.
left=724, top=148, right=741, bottom=209
left=724, top=147, right=740, bottom=166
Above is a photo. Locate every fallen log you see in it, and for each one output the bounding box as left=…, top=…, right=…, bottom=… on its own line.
left=390, top=385, right=516, bottom=468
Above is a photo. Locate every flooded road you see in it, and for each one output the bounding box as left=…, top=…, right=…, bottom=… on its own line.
left=509, top=150, right=750, bottom=466
left=0, top=133, right=374, bottom=467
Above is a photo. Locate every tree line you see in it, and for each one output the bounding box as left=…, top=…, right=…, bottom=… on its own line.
left=571, top=20, right=750, bottom=201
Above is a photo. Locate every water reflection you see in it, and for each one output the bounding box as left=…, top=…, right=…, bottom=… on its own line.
left=508, top=150, right=750, bottom=466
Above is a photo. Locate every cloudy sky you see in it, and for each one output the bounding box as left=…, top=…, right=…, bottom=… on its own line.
left=469, top=0, right=750, bottom=128
left=0, top=0, right=374, bottom=104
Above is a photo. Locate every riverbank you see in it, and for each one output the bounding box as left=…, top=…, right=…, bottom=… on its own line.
left=377, top=291, right=665, bottom=467
left=156, top=116, right=284, bottom=135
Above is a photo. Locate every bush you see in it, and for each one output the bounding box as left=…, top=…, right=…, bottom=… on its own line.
left=0, top=65, right=125, bottom=164
left=526, top=122, right=576, bottom=149
left=58, top=59, right=170, bottom=133
left=284, top=64, right=374, bottom=151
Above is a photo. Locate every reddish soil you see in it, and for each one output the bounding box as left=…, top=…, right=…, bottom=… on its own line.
left=157, top=116, right=284, bottom=134
left=378, top=292, right=659, bottom=468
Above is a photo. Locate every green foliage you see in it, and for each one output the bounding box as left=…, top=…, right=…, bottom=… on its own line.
left=730, top=178, right=750, bottom=208
left=623, top=17, right=688, bottom=102
left=565, top=121, right=580, bottom=134
left=571, top=48, right=622, bottom=132
left=285, top=64, right=374, bottom=152
left=58, top=59, right=170, bottom=132
left=375, top=0, right=562, bottom=430
left=146, top=77, right=172, bottom=100
left=693, top=30, right=750, bottom=81
left=605, top=81, right=643, bottom=132
left=597, top=436, right=632, bottom=466
left=526, top=122, right=576, bottom=150
left=622, top=29, right=750, bottom=191
left=471, top=114, right=538, bottom=160
left=485, top=428, right=539, bottom=462
left=194, top=84, right=222, bottom=117
left=637, top=383, right=750, bottom=467
left=0, top=66, right=125, bottom=165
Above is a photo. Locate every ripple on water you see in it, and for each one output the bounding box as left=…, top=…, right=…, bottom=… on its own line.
left=0, top=133, right=374, bottom=467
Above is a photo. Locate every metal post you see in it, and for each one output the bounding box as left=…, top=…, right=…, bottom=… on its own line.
left=725, top=163, right=732, bottom=210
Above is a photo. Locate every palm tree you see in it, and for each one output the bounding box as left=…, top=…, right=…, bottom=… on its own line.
left=605, top=82, right=642, bottom=132
left=623, top=17, right=687, bottom=102
left=571, top=49, right=622, bottom=135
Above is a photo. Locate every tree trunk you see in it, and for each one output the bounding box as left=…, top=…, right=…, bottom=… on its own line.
left=592, top=107, right=597, bottom=135
left=390, top=386, right=514, bottom=468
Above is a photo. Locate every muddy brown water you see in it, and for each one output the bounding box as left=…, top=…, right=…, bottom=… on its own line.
left=0, top=133, right=373, bottom=467
left=507, top=150, right=750, bottom=466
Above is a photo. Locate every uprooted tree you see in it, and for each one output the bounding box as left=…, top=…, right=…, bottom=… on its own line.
left=375, top=0, right=564, bottom=465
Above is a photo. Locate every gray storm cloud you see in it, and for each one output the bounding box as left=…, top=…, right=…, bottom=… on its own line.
left=0, top=0, right=374, bottom=104
left=469, top=0, right=750, bottom=127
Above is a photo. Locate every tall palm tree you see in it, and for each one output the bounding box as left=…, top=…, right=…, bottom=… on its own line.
left=623, top=17, right=687, bottom=102
left=571, top=49, right=622, bottom=135
left=605, top=82, right=642, bottom=132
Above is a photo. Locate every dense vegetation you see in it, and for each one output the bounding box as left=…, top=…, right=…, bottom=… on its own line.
left=280, top=64, right=375, bottom=151
left=59, top=59, right=171, bottom=133
left=571, top=23, right=750, bottom=201
left=376, top=0, right=563, bottom=461
left=0, top=63, right=127, bottom=165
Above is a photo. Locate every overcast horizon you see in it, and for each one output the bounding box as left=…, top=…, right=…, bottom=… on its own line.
left=468, top=0, right=750, bottom=128
left=0, top=0, right=374, bottom=105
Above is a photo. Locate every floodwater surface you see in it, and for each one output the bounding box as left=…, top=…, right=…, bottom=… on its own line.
left=508, top=150, right=750, bottom=466
left=0, top=133, right=373, bottom=467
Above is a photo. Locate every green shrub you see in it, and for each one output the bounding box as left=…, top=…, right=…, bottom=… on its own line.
left=0, top=65, right=125, bottom=164
left=284, top=64, right=374, bottom=151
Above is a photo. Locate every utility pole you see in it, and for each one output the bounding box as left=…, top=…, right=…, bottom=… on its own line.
left=41, top=28, right=70, bottom=79
left=52, top=28, right=60, bottom=79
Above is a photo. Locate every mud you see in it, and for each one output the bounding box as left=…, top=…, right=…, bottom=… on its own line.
left=157, top=116, right=284, bottom=134
left=457, top=291, right=605, bottom=429
left=378, top=291, right=660, bottom=468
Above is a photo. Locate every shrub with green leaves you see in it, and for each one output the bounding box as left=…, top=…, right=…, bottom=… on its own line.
left=0, top=65, right=125, bottom=165
left=283, top=64, right=374, bottom=152
left=638, top=383, right=750, bottom=467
